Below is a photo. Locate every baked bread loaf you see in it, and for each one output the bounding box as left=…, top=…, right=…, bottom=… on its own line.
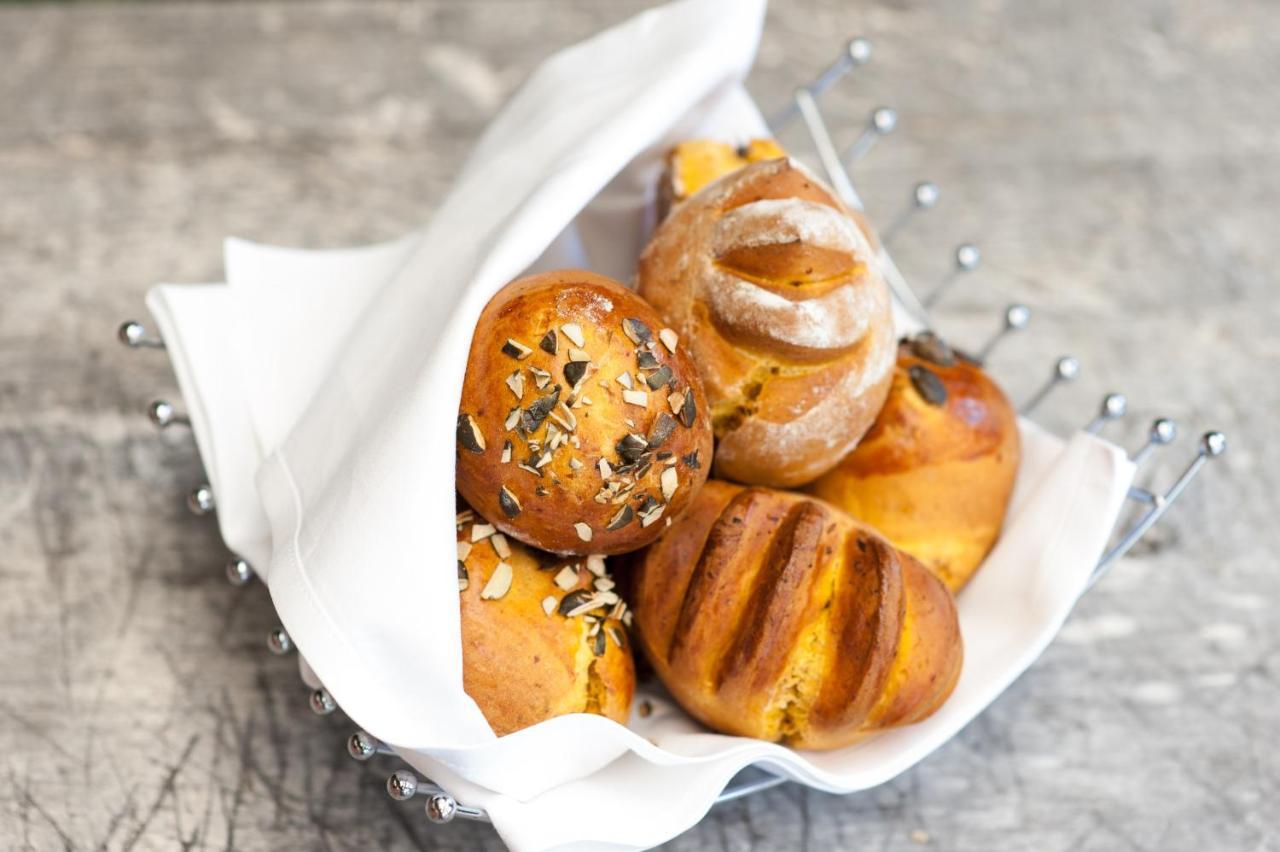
left=809, top=332, right=1020, bottom=592
left=456, top=507, right=634, bottom=735
left=637, top=158, right=896, bottom=488
left=456, top=269, right=713, bottom=555
left=630, top=481, right=962, bottom=750
left=660, top=138, right=785, bottom=216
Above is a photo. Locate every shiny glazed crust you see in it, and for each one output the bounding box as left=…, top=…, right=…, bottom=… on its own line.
left=808, top=336, right=1021, bottom=592
left=456, top=270, right=714, bottom=555
left=456, top=512, right=634, bottom=736
left=629, top=481, right=962, bottom=750
left=638, top=158, right=896, bottom=488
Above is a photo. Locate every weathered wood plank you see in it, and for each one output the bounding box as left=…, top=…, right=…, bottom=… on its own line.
left=0, top=1, right=1275, bottom=849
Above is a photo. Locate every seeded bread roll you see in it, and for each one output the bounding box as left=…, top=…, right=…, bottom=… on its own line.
left=630, top=481, right=962, bottom=750
left=456, top=508, right=634, bottom=735
left=456, top=270, right=714, bottom=555
left=809, top=332, right=1021, bottom=592
left=637, top=158, right=896, bottom=488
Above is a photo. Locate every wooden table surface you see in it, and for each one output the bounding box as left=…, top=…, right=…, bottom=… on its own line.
left=2, top=1, right=1276, bottom=849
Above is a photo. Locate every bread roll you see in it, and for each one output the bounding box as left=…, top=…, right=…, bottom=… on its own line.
left=637, top=158, right=896, bottom=488
left=456, top=270, right=713, bottom=555
left=629, top=481, right=962, bottom=750
left=809, top=332, right=1020, bottom=592
left=660, top=138, right=785, bottom=216
left=456, top=508, right=634, bottom=735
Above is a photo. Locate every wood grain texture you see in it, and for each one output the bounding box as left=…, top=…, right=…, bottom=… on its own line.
left=0, top=1, right=1276, bottom=849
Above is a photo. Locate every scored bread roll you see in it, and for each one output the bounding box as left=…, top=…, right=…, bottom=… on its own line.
left=456, top=270, right=713, bottom=555
left=629, top=481, right=962, bottom=750
left=809, top=332, right=1021, bottom=592
left=457, top=507, right=634, bottom=735
left=638, top=158, right=896, bottom=488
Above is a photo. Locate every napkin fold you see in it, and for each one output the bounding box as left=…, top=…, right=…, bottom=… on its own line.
left=147, top=1, right=1137, bottom=848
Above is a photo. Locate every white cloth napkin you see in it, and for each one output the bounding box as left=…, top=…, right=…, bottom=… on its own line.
left=147, top=1, right=1136, bottom=848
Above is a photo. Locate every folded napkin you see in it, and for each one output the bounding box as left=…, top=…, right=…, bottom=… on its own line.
left=147, top=1, right=1136, bottom=848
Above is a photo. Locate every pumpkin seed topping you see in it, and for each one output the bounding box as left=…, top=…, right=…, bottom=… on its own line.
left=457, top=414, right=486, bottom=453
left=909, top=364, right=948, bottom=406
left=606, top=504, right=633, bottom=530
left=593, top=631, right=607, bottom=656
left=647, top=413, right=677, bottom=448
left=502, top=339, right=532, bottom=360
left=636, top=350, right=660, bottom=370
left=457, top=562, right=469, bottom=591
left=539, top=329, right=557, bottom=355
left=677, top=391, right=697, bottom=428
left=622, top=317, right=652, bottom=345
left=907, top=331, right=956, bottom=367
left=498, top=486, right=522, bottom=518
left=645, top=365, right=673, bottom=390
left=564, top=360, right=589, bottom=388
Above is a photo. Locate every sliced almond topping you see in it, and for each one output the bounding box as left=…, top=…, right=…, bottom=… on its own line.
left=560, top=323, right=586, bottom=348
left=501, top=441, right=512, bottom=464
left=569, top=457, right=584, bottom=470
left=598, top=459, right=613, bottom=479
left=480, top=561, right=513, bottom=599
left=616, top=372, right=634, bottom=389
left=661, top=467, right=679, bottom=501
left=470, top=523, right=496, bottom=542
left=594, top=577, right=616, bottom=592
left=622, top=389, right=648, bottom=407
left=554, top=565, right=579, bottom=590
left=505, top=371, right=525, bottom=400
left=541, top=596, right=557, bottom=616
left=574, top=522, right=594, bottom=542
left=490, top=533, right=511, bottom=559
left=503, top=408, right=521, bottom=430
left=658, top=328, right=678, bottom=353
left=535, top=452, right=553, bottom=468
left=586, top=553, right=607, bottom=577
left=640, top=506, right=665, bottom=527
left=456, top=540, right=473, bottom=561
left=568, top=347, right=591, bottom=362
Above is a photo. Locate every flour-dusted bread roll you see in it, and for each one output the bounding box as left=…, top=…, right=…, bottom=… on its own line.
left=456, top=508, right=634, bottom=735
left=456, top=270, right=713, bottom=555
left=809, top=332, right=1021, bottom=592
left=629, top=481, right=962, bottom=750
left=638, top=158, right=896, bottom=488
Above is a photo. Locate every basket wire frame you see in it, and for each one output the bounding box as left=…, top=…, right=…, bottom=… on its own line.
left=116, top=35, right=1226, bottom=828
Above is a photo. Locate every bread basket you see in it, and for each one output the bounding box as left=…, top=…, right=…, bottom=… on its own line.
left=114, top=2, right=1225, bottom=848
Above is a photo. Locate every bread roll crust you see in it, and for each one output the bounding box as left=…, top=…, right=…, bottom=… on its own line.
left=809, top=334, right=1021, bottom=591
left=457, top=270, right=713, bottom=555
left=457, top=511, right=634, bottom=735
left=630, top=481, right=962, bottom=750
left=638, top=158, right=895, bottom=488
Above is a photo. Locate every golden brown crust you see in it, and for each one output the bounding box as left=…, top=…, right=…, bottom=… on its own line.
left=638, top=159, right=895, bottom=488
left=630, top=481, right=962, bottom=750
left=456, top=270, right=713, bottom=555
left=808, top=334, right=1021, bottom=592
left=456, top=510, right=634, bottom=736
